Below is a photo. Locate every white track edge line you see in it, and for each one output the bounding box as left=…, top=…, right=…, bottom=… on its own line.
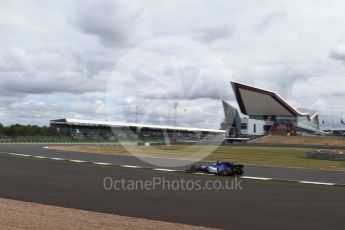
left=298, top=181, right=335, bottom=186
left=120, top=165, right=143, bottom=168
left=5, top=152, right=344, bottom=186
left=33, top=156, right=48, bottom=159
left=69, top=159, right=88, bottom=163
left=194, top=172, right=215, bottom=176
left=153, top=168, right=179, bottom=172
left=49, top=157, right=65, bottom=161
left=93, top=162, right=112, bottom=165
left=8, top=153, right=31, bottom=157
left=241, top=176, right=272, bottom=181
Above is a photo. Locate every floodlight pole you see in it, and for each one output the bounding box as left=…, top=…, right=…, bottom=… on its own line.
left=174, top=102, right=178, bottom=139
left=135, top=106, right=138, bottom=124
left=174, top=102, right=178, bottom=128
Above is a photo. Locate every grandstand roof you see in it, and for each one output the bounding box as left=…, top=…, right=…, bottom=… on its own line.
left=50, top=118, right=226, bottom=134
left=231, top=81, right=312, bottom=117
left=297, top=108, right=319, bottom=119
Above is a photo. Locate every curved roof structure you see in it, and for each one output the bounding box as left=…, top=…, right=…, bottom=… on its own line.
left=297, top=108, right=319, bottom=120
left=231, top=81, right=310, bottom=117
left=50, top=118, right=225, bottom=134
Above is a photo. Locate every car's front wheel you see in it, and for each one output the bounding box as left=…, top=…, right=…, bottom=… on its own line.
left=187, top=165, right=199, bottom=173
left=237, top=170, right=244, bottom=176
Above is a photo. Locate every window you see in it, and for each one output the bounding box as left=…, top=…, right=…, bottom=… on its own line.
left=253, top=124, right=256, bottom=133
left=264, top=125, right=272, bottom=132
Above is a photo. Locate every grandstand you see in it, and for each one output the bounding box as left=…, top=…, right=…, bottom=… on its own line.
left=50, top=119, right=225, bottom=144
left=50, top=82, right=322, bottom=143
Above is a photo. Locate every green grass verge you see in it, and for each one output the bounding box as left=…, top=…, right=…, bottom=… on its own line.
left=50, top=144, right=345, bottom=170
left=204, top=146, right=345, bottom=170
left=252, top=135, right=345, bottom=145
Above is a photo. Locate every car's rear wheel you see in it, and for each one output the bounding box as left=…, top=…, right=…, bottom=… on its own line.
left=222, top=168, right=233, bottom=176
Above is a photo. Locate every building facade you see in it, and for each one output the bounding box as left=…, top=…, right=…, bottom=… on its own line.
left=222, top=82, right=320, bottom=137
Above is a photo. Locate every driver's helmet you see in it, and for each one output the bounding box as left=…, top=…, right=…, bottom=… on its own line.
left=216, top=161, right=221, bottom=165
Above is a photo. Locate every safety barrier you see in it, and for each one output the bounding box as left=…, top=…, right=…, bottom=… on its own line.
left=305, top=151, right=345, bottom=161
left=0, top=139, right=119, bottom=144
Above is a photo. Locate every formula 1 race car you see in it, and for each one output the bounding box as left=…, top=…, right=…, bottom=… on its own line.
left=186, top=161, right=244, bottom=176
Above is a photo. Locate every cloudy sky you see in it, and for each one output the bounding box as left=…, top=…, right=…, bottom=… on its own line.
left=1, top=0, right=345, bottom=128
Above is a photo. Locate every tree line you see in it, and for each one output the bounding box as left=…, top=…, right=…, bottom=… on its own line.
left=0, top=124, right=59, bottom=137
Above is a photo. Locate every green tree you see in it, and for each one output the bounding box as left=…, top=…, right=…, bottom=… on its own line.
left=0, top=123, right=4, bottom=136
left=0, top=124, right=59, bottom=137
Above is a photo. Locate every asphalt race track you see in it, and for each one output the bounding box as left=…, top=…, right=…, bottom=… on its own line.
left=0, top=144, right=345, bottom=184
left=0, top=145, right=345, bottom=229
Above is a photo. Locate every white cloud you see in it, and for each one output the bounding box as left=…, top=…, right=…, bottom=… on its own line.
left=0, top=0, right=345, bottom=127
left=73, top=0, right=151, bottom=47
left=330, top=42, right=345, bottom=61
left=104, top=36, right=232, bottom=128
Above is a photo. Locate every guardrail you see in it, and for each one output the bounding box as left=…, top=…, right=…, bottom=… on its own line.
left=0, top=139, right=119, bottom=144
left=0, top=139, right=167, bottom=144
left=305, top=151, right=345, bottom=160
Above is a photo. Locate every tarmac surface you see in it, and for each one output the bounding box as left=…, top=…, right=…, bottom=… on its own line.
left=0, top=145, right=345, bottom=229
left=0, top=144, right=345, bottom=184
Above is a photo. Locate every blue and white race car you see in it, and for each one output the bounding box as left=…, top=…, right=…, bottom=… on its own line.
left=186, top=161, right=244, bottom=176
